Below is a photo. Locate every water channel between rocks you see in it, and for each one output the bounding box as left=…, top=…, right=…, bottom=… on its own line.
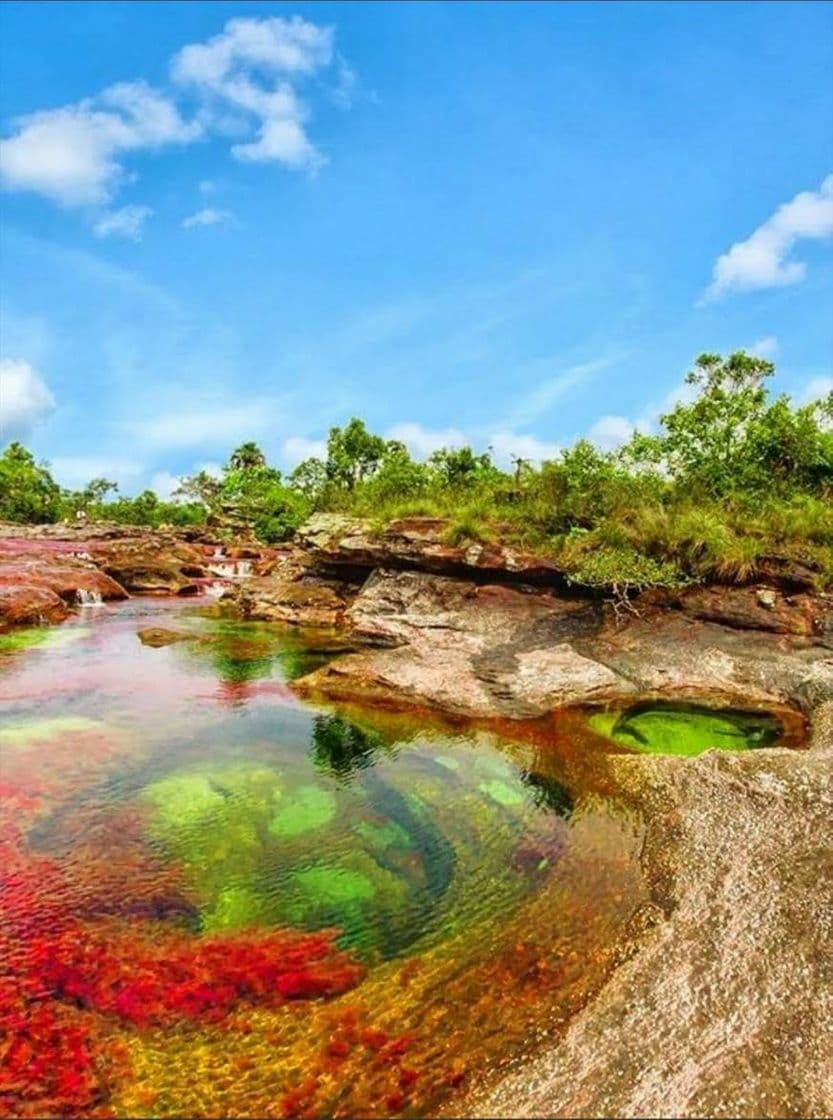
left=0, top=596, right=795, bottom=1119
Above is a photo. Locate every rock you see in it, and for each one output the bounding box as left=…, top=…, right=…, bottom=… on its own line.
left=295, top=568, right=632, bottom=718
left=294, top=569, right=833, bottom=720
left=462, top=741, right=833, bottom=1120
left=227, top=548, right=359, bottom=627
left=0, top=585, right=69, bottom=627
left=0, top=555, right=128, bottom=605
left=672, top=585, right=822, bottom=636
left=136, top=627, right=199, bottom=648
left=298, top=513, right=571, bottom=585
left=90, top=538, right=210, bottom=595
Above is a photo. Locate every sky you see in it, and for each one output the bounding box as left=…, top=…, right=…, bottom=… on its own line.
left=0, top=0, right=831, bottom=497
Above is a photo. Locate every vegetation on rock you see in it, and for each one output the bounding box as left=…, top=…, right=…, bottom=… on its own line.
left=3, top=351, right=831, bottom=589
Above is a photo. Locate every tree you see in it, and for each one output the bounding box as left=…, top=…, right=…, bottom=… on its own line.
left=428, top=446, right=497, bottom=488
left=325, top=419, right=388, bottom=490
left=228, top=442, right=267, bottom=472
left=0, top=443, right=63, bottom=523
left=657, top=351, right=774, bottom=497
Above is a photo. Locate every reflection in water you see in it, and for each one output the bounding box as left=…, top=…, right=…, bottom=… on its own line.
left=0, top=597, right=648, bottom=1119
left=311, top=714, right=388, bottom=781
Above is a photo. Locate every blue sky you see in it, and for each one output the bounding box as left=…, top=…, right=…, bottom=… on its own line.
left=1, top=1, right=831, bottom=496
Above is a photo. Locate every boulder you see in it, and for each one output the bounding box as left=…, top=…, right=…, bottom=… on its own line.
left=227, top=548, right=358, bottom=627
left=89, top=538, right=209, bottom=595
left=0, top=585, right=69, bottom=628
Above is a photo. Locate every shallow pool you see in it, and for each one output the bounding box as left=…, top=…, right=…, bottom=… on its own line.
left=1, top=598, right=649, bottom=1117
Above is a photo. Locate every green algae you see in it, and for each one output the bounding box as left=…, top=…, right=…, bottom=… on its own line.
left=588, top=702, right=783, bottom=756
left=0, top=716, right=105, bottom=748
left=268, top=785, right=337, bottom=837
left=479, top=779, right=527, bottom=807
left=0, top=627, right=89, bottom=656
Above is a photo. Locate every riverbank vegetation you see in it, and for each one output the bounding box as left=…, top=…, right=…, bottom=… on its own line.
left=3, top=352, right=831, bottom=592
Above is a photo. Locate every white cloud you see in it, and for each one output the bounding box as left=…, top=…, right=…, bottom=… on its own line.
left=703, top=175, right=833, bottom=302
left=182, top=206, right=234, bottom=229
left=281, top=435, right=327, bottom=465
left=127, top=398, right=282, bottom=450
left=1, top=16, right=349, bottom=214
left=801, top=375, right=832, bottom=404
left=587, top=414, right=637, bottom=451
left=385, top=422, right=467, bottom=459
left=487, top=431, right=561, bottom=467
left=0, top=81, right=201, bottom=207
left=198, top=179, right=215, bottom=195
left=150, top=470, right=182, bottom=499
left=93, top=203, right=153, bottom=240
left=750, top=335, right=779, bottom=360
left=49, top=456, right=142, bottom=488
left=0, top=358, right=55, bottom=440
left=504, top=356, right=615, bottom=429
left=171, top=16, right=334, bottom=171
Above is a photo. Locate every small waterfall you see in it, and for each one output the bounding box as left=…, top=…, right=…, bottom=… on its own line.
left=76, top=588, right=104, bottom=607
left=204, top=580, right=231, bottom=599
left=212, top=546, right=226, bottom=560
left=207, top=559, right=252, bottom=579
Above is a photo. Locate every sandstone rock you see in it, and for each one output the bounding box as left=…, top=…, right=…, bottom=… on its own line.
left=136, top=627, right=199, bottom=647
left=462, top=742, right=833, bottom=1120
left=298, top=513, right=571, bottom=585
left=674, top=585, right=820, bottom=636
left=90, top=538, right=209, bottom=595
left=0, top=584, right=69, bottom=627
left=295, top=568, right=633, bottom=718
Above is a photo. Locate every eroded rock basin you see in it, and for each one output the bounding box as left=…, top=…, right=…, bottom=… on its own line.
left=1, top=595, right=828, bottom=1119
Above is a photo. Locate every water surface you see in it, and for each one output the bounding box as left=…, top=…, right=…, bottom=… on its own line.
left=1, top=598, right=649, bottom=1118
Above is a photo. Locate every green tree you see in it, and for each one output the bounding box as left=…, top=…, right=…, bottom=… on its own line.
left=0, top=443, right=63, bottom=523
left=658, top=351, right=774, bottom=497
left=325, top=419, right=388, bottom=489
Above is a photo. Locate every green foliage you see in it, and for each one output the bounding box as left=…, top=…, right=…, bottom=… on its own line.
left=3, top=352, right=831, bottom=584
left=0, top=443, right=63, bottom=523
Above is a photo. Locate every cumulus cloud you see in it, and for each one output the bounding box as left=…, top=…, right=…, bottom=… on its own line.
left=801, top=375, right=832, bottom=404
left=486, top=431, right=561, bottom=467
left=127, top=398, right=282, bottom=450
left=750, top=335, right=779, bottom=360
left=1, top=16, right=349, bottom=215
left=385, top=422, right=467, bottom=459
left=150, top=470, right=182, bottom=499
left=0, top=81, right=200, bottom=207
left=702, top=175, right=833, bottom=302
left=587, top=414, right=638, bottom=451
left=182, top=206, right=234, bottom=229
left=93, top=203, right=153, bottom=240
left=0, top=358, right=55, bottom=440
left=171, top=16, right=335, bottom=171
left=49, top=456, right=142, bottom=488
left=281, top=435, right=327, bottom=465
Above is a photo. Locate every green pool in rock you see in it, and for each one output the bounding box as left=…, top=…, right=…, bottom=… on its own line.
left=140, top=718, right=573, bottom=960
left=587, top=701, right=783, bottom=756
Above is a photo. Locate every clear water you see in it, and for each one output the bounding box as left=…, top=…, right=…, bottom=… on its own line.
left=0, top=598, right=649, bottom=1117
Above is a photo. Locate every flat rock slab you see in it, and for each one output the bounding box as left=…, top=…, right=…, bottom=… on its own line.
left=459, top=721, right=833, bottom=1119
